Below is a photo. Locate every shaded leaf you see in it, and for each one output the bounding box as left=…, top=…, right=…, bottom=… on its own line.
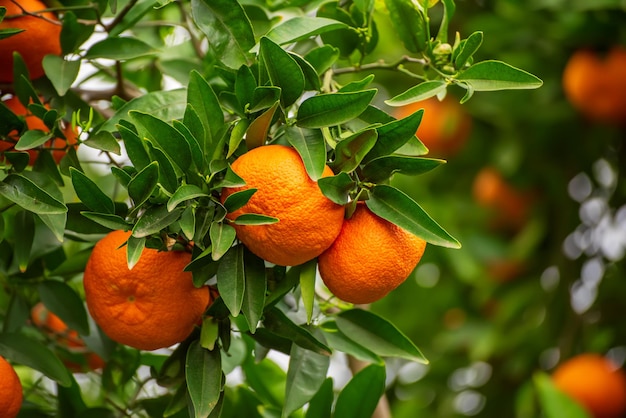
left=246, top=101, right=279, bottom=149
left=334, top=364, right=386, bottom=418
left=317, top=172, right=356, bottom=205
left=217, top=245, right=245, bottom=317
left=186, top=341, right=222, bottom=417
left=296, top=90, right=376, bottom=129
left=284, top=343, right=331, bottom=417
left=38, top=280, right=90, bottom=336
left=361, top=155, right=445, bottom=182
left=260, top=37, right=305, bottom=107
left=132, top=206, right=185, bottom=238
left=263, top=308, right=331, bottom=356
left=332, top=128, right=378, bottom=173
left=0, top=173, right=67, bottom=214
left=242, top=248, right=266, bottom=333
left=70, top=168, right=115, bottom=214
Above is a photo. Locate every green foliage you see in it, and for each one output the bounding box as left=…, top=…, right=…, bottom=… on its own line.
left=0, top=0, right=552, bottom=417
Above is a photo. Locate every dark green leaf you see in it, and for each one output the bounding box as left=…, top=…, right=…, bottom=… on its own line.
left=217, top=245, right=245, bottom=317
left=250, top=86, right=282, bottom=113
left=304, top=45, right=339, bottom=75
left=167, top=184, right=208, bottom=212
left=147, top=144, right=179, bottom=194
left=263, top=308, right=331, bottom=356
left=265, top=17, right=348, bottom=45
left=0, top=173, right=67, bottom=214
left=436, top=0, right=455, bottom=44
left=317, top=172, right=356, bottom=205
left=14, top=211, right=34, bottom=272
left=242, top=248, right=266, bottom=333
left=14, top=129, right=52, bottom=151
left=367, top=184, right=461, bottom=248
left=232, top=213, right=279, bottom=225
left=84, top=36, right=155, bottom=60
left=246, top=101, right=279, bottom=149
left=284, top=343, right=331, bottom=417
left=361, top=155, right=445, bottom=182
left=336, top=309, right=427, bottom=363
left=365, top=109, right=424, bottom=161
left=132, top=206, right=185, bottom=238
left=127, top=161, right=159, bottom=208
left=332, top=128, right=377, bottom=173
left=455, top=60, right=543, bottom=91
left=80, top=212, right=130, bottom=232
left=70, top=168, right=115, bottom=214
left=296, top=90, right=376, bottom=129
left=385, top=80, right=448, bottom=106
left=38, top=280, right=90, bottom=336
left=334, top=364, right=386, bottom=418
left=284, top=126, right=326, bottom=181
left=209, top=222, right=236, bottom=261
left=118, top=125, right=150, bottom=170
left=191, top=0, right=255, bottom=68
left=126, top=234, right=145, bottom=270
left=186, top=341, right=222, bottom=417
left=187, top=71, right=224, bottom=147
left=305, top=379, right=334, bottom=418
left=300, top=259, right=317, bottom=325
left=60, top=11, right=94, bottom=55
left=316, top=2, right=359, bottom=58
left=222, top=188, right=257, bottom=213
left=0, top=333, right=72, bottom=387
left=235, top=64, right=257, bottom=111
left=454, top=31, right=483, bottom=69
left=260, top=37, right=305, bottom=107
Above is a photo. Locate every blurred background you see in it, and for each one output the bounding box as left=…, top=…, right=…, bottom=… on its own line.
left=364, top=0, right=626, bottom=416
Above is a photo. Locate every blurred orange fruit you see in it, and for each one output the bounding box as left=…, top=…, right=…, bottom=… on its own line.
left=0, top=0, right=62, bottom=82
left=552, top=353, right=626, bottom=418
left=392, top=96, right=472, bottom=157
left=1, top=96, right=78, bottom=165
left=562, top=46, right=626, bottom=124
left=472, top=166, right=533, bottom=232
left=220, top=144, right=345, bottom=266
left=318, top=203, right=426, bottom=304
left=83, top=230, right=211, bottom=351
left=0, top=355, right=22, bottom=418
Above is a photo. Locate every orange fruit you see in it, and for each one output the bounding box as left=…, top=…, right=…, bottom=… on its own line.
left=0, top=355, right=22, bottom=418
left=1, top=96, right=78, bottom=165
left=31, top=302, right=83, bottom=348
left=318, top=203, right=427, bottom=304
left=393, top=96, right=472, bottom=157
left=219, top=144, right=345, bottom=266
left=83, top=230, right=211, bottom=351
left=562, top=46, right=626, bottom=124
left=0, top=0, right=62, bottom=82
left=552, top=353, right=626, bottom=418
left=472, top=166, right=533, bottom=232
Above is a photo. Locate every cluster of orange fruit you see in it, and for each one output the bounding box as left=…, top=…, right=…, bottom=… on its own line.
left=0, top=0, right=77, bottom=165
left=552, top=353, right=626, bottom=418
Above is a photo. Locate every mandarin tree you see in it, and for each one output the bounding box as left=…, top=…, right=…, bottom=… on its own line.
left=3, top=0, right=604, bottom=417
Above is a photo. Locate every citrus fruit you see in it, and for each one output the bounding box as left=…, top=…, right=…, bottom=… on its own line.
left=318, top=203, right=427, bottom=304
left=472, top=166, right=533, bottom=231
left=83, top=230, right=211, bottom=351
left=0, top=0, right=62, bottom=82
left=1, top=96, right=78, bottom=165
left=0, top=355, right=22, bottom=418
left=562, top=46, right=626, bottom=124
left=220, top=144, right=345, bottom=266
left=393, top=96, right=472, bottom=157
left=552, top=353, right=626, bottom=418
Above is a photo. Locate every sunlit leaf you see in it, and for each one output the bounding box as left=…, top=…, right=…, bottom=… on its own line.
left=284, top=126, right=326, bottom=181
left=296, top=90, right=376, bottom=128
left=455, top=60, right=543, bottom=91
left=334, top=364, right=386, bottom=418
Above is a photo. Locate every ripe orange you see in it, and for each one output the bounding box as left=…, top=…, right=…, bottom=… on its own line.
left=472, top=166, right=533, bottom=232
left=0, top=0, right=62, bottom=82
left=83, top=230, right=211, bottom=351
left=552, top=353, right=626, bottom=418
left=0, top=355, right=22, bottom=418
left=1, top=96, right=78, bottom=165
left=392, top=96, right=472, bottom=157
left=562, top=46, right=626, bottom=124
left=318, top=203, right=427, bottom=304
left=220, top=144, right=345, bottom=266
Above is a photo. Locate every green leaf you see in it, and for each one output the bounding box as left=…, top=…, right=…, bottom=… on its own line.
left=0, top=173, right=67, bottom=214
left=242, top=248, right=266, bottom=333
left=147, top=144, right=178, bottom=194
left=99, top=89, right=187, bottom=132
left=130, top=111, right=192, bottom=173
left=84, top=36, right=155, bottom=60
left=232, top=213, right=279, bottom=226
left=299, top=259, right=317, bottom=325
left=260, top=37, right=305, bottom=107
left=436, top=0, right=455, bottom=44
left=127, top=161, right=159, bottom=208
left=70, top=168, right=115, bottom=214
left=316, top=2, right=359, bottom=58
left=305, top=379, right=334, bottom=418
left=385, top=80, right=448, bottom=106
left=317, top=172, right=356, bottom=205
left=284, top=126, right=326, bottom=181
left=321, top=322, right=382, bottom=365
left=454, top=31, right=483, bottom=69
left=361, top=155, right=445, bottom=182
left=83, top=130, right=121, bottom=155
left=336, top=309, right=427, bottom=363
left=297, top=90, right=376, bottom=129
left=455, top=60, right=543, bottom=91
left=191, top=0, right=255, bottom=68
left=367, top=184, right=461, bottom=248
left=338, top=74, right=376, bottom=93
left=42, top=56, right=80, bottom=96
left=118, top=125, right=149, bottom=170
left=284, top=343, right=331, bottom=417
left=263, top=308, right=331, bottom=356
left=265, top=17, right=348, bottom=45
left=209, top=222, right=236, bottom=261
left=332, top=128, right=378, bottom=173
left=14, top=211, right=34, bottom=273
left=167, top=184, right=208, bottom=212
left=59, top=11, right=94, bottom=55
left=217, top=245, right=245, bottom=317
left=304, top=45, right=339, bottom=75
left=80, top=212, right=130, bottom=232
left=235, top=64, right=257, bottom=111
left=250, top=86, right=282, bottom=113
left=132, top=206, right=185, bottom=238
left=534, top=372, right=591, bottom=418
left=126, top=234, right=145, bottom=270
left=384, top=0, right=427, bottom=53
left=228, top=118, right=249, bottom=158
left=365, top=109, right=424, bottom=161
left=222, top=188, right=257, bottom=213
left=334, top=364, right=386, bottom=418
left=14, top=129, right=52, bottom=151
left=187, top=71, right=224, bottom=147
left=246, top=101, right=279, bottom=149
left=38, top=280, right=90, bottom=336
left=186, top=341, right=222, bottom=417
left=0, top=28, right=23, bottom=40
left=0, top=333, right=72, bottom=387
